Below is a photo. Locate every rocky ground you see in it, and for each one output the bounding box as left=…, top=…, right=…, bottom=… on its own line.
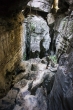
left=0, top=56, right=58, bottom=110
left=0, top=52, right=73, bottom=110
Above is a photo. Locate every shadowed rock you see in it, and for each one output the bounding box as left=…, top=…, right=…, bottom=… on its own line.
left=49, top=52, right=73, bottom=110
left=0, top=0, right=30, bottom=16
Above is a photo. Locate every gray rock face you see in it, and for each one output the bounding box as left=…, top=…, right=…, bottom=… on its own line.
left=13, top=88, right=47, bottom=110
left=19, top=88, right=47, bottom=110
left=25, top=15, right=51, bottom=58
left=54, top=14, right=73, bottom=58
left=27, top=0, right=53, bottom=13
left=49, top=52, right=73, bottom=110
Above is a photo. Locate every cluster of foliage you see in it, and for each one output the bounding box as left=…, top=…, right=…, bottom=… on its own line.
left=49, top=55, right=57, bottom=64
left=23, top=52, right=26, bottom=60
left=30, top=23, right=35, bottom=32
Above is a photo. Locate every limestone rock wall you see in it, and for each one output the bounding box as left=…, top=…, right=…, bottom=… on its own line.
left=54, top=12, right=73, bottom=59
left=0, top=13, right=24, bottom=97
left=49, top=52, right=73, bottom=110
left=24, top=15, right=51, bottom=59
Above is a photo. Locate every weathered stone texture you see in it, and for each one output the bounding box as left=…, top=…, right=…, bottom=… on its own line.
left=0, top=13, right=24, bottom=98
left=49, top=53, right=73, bottom=110
left=0, top=57, right=57, bottom=110
left=54, top=13, right=73, bottom=58
left=27, top=0, right=53, bottom=13
left=25, top=15, right=51, bottom=59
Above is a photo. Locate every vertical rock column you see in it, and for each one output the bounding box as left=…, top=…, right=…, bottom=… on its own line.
left=24, top=15, right=51, bottom=59
left=0, top=12, right=24, bottom=98
left=24, top=0, right=54, bottom=59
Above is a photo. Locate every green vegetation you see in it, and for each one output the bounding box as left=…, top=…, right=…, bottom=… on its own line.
left=23, top=52, right=26, bottom=60
left=30, top=23, right=35, bottom=32
left=49, top=55, right=57, bottom=64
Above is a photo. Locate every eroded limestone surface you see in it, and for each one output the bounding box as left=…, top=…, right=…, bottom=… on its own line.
left=0, top=57, right=57, bottom=110
left=0, top=13, right=24, bottom=98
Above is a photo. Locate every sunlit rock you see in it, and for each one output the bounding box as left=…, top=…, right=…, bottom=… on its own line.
left=27, top=0, right=53, bottom=13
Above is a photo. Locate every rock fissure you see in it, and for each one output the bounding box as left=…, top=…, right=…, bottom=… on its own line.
left=0, top=0, right=73, bottom=110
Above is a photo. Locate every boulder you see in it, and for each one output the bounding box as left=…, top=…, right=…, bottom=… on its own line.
left=0, top=88, right=18, bottom=110
left=27, top=0, right=53, bottom=13
left=47, top=13, right=55, bottom=25
left=14, top=88, right=47, bottom=110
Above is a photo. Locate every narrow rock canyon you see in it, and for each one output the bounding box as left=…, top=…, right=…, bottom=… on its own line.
left=0, top=0, right=73, bottom=110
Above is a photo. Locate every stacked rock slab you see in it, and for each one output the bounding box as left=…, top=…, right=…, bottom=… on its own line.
left=54, top=12, right=73, bottom=59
